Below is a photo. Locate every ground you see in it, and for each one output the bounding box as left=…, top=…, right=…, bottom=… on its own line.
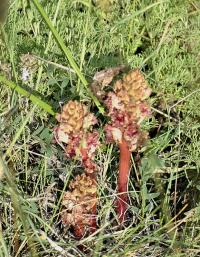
left=0, top=0, right=200, bottom=256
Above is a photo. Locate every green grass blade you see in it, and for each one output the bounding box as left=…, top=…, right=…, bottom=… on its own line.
left=32, top=0, right=86, bottom=85
left=0, top=75, right=55, bottom=116
left=31, top=0, right=104, bottom=114
left=0, top=155, right=38, bottom=257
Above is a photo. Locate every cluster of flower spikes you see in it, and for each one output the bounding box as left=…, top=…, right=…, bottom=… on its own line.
left=55, top=101, right=99, bottom=237
left=104, top=69, right=151, bottom=151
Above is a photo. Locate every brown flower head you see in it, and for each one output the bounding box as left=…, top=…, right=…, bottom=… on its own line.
left=114, top=69, right=152, bottom=102
left=104, top=69, right=151, bottom=151
left=54, top=101, right=99, bottom=173
left=56, top=101, right=86, bottom=134
left=55, top=100, right=97, bottom=141
left=61, top=174, right=97, bottom=238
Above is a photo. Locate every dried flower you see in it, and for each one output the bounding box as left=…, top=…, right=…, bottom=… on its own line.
left=90, top=65, right=125, bottom=101
left=61, top=174, right=97, bottom=238
left=20, top=53, right=38, bottom=72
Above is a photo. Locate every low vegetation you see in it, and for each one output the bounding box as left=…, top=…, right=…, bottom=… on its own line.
left=0, top=1, right=200, bottom=256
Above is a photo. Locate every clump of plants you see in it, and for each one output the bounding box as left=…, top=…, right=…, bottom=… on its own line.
left=1, top=0, right=153, bottom=239
left=54, top=68, right=151, bottom=236
left=54, top=100, right=99, bottom=237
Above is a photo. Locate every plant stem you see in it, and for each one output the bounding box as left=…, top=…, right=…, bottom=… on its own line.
left=116, top=139, right=131, bottom=223
left=89, top=172, right=97, bottom=234
left=0, top=75, right=56, bottom=116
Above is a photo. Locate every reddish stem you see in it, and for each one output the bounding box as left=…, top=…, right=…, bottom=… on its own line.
left=90, top=198, right=97, bottom=234
left=116, top=139, right=131, bottom=223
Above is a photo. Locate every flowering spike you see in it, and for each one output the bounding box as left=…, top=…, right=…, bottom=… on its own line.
left=61, top=174, right=97, bottom=238
left=54, top=101, right=99, bottom=173
left=103, top=69, right=151, bottom=223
